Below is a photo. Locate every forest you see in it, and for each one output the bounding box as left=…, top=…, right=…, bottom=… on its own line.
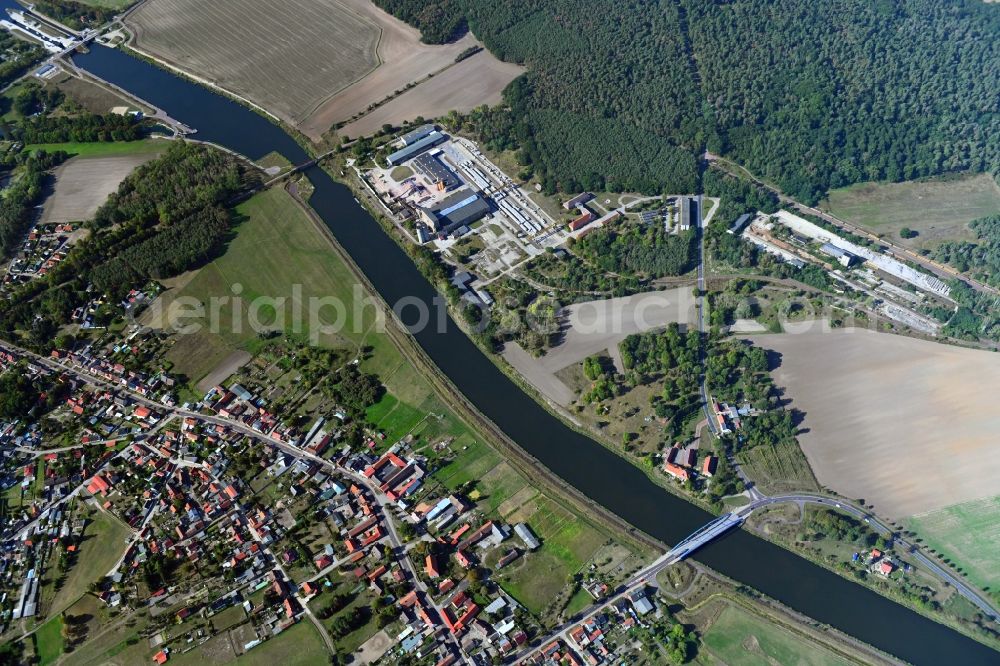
left=574, top=224, right=697, bottom=279
left=381, top=0, right=999, bottom=203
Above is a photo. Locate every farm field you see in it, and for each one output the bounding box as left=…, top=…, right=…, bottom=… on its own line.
left=33, top=615, right=64, bottom=666
left=338, top=50, right=525, bottom=139
left=821, top=174, right=1000, bottom=249
left=752, top=324, right=1000, bottom=518
left=905, top=494, right=1000, bottom=599
left=702, top=604, right=853, bottom=666
left=40, top=147, right=166, bottom=225
left=143, top=187, right=374, bottom=384
left=126, top=0, right=381, bottom=126
left=46, top=509, right=131, bottom=618
left=298, top=0, right=520, bottom=140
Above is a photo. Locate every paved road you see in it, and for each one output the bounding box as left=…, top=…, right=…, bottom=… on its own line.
left=745, top=494, right=1000, bottom=622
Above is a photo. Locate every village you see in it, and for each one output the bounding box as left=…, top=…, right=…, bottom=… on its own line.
left=0, top=324, right=664, bottom=665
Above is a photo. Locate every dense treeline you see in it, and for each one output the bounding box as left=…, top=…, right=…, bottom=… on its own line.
left=13, top=113, right=142, bottom=144
left=0, top=150, right=68, bottom=259
left=33, top=0, right=125, bottom=29
left=373, top=0, right=466, bottom=43
left=683, top=0, right=1000, bottom=203
left=384, top=0, right=999, bottom=202
left=0, top=142, right=251, bottom=343
left=88, top=205, right=230, bottom=294
left=574, top=224, right=696, bottom=278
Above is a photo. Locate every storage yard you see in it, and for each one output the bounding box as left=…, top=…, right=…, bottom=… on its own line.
left=755, top=326, right=1000, bottom=518
left=365, top=128, right=571, bottom=305
left=127, top=0, right=382, bottom=126
left=741, top=210, right=951, bottom=335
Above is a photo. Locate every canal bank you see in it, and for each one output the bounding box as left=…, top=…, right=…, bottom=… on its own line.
left=69, top=43, right=1000, bottom=665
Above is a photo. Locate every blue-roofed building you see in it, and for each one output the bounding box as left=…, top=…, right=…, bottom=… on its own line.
left=399, top=123, right=437, bottom=146
left=386, top=131, right=447, bottom=166
left=419, top=188, right=491, bottom=236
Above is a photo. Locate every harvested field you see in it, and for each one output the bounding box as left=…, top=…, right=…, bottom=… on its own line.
left=821, top=173, right=1000, bottom=250
left=752, top=324, right=1000, bottom=517
left=337, top=50, right=525, bottom=139
left=196, top=350, right=251, bottom=393
left=127, top=0, right=381, bottom=125
left=40, top=149, right=164, bottom=225
left=299, top=0, right=521, bottom=140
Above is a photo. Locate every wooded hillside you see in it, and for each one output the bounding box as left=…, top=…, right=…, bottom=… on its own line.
left=381, top=0, right=1000, bottom=202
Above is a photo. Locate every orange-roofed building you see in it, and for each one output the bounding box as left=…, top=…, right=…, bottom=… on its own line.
left=663, top=462, right=690, bottom=482
left=425, top=554, right=441, bottom=579
left=152, top=650, right=169, bottom=664
left=87, top=475, right=111, bottom=495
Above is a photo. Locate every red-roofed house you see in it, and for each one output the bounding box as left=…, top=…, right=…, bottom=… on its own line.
left=425, top=554, right=440, bottom=579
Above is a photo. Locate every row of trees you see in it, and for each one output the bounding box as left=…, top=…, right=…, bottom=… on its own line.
left=14, top=112, right=143, bottom=144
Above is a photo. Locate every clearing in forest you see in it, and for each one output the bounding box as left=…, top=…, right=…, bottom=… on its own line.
left=821, top=173, right=1000, bottom=249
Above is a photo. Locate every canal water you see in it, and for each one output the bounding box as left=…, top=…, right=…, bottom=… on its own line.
left=71, top=44, right=998, bottom=664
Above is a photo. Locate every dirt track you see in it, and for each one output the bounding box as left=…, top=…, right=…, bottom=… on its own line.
left=753, top=324, right=1000, bottom=518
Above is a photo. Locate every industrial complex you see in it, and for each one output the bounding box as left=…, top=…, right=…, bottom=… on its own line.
left=362, top=126, right=572, bottom=304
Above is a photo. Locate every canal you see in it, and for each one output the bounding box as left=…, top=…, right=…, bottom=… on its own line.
left=71, top=44, right=997, bottom=665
